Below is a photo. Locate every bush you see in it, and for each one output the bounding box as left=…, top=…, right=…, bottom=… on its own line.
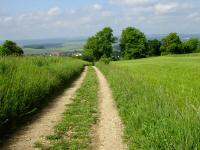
left=100, top=56, right=111, bottom=64
left=0, top=40, right=24, bottom=56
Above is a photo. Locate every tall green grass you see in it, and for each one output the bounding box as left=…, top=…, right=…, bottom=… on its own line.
left=97, top=56, right=200, bottom=149
left=0, top=57, right=86, bottom=138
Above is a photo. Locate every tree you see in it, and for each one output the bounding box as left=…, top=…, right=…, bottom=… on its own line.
left=83, top=45, right=95, bottom=62
left=83, top=27, right=115, bottom=61
left=160, top=33, right=183, bottom=55
left=197, top=40, right=200, bottom=53
left=0, top=46, right=3, bottom=55
left=148, top=39, right=162, bottom=56
left=96, top=27, right=115, bottom=58
left=182, top=38, right=199, bottom=53
left=0, top=40, right=24, bottom=56
left=84, top=36, right=100, bottom=60
left=121, top=27, right=148, bottom=59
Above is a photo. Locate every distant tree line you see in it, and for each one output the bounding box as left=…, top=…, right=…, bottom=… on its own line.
left=0, top=40, right=24, bottom=56
left=83, top=27, right=200, bottom=61
left=23, top=43, right=63, bottom=49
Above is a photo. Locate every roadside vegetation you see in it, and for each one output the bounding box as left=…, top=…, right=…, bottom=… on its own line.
left=97, top=55, right=200, bottom=149
left=0, top=57, right=86, bottom=140
left=35, top=67, right=98, bottom=150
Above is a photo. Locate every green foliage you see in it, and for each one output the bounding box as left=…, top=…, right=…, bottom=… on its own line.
left=161, top=33, right=199, bottom=55
left=0, top=46, right=2, bottom=56
left=84, top=27, right=115, bottom=61
left=100, top=55, right=111, bottom=64
left=160, top=33, right=183, bottom=55
left=0, top=40, right=24, bottom=56
left=121, top=27, right=148, bottom=59
left=96, top=27, right=114, bottom=57
left=148, top=39, right=161, bottom=56
left=183, top=38, right=199, bottom=53
left=83, top=36, right=99, bottom=61
left=0, top=57, right=86, bottom=138
left=97, top=55, right=200, bottom=149
left=82, top=48, right=95, bottom=62
left=37, top=67, right=98, bottom=150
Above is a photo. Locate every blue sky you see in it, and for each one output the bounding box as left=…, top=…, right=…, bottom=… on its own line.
left=0, top=0, right=105, bottom=13
left=0, top=0, right=200, bottom=40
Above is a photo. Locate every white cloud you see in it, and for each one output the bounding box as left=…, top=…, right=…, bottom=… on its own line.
left=101, top=11, right=112, bottom=17
left=188, top=12, right=200, bottom=22
left=137, top=16, right=146, bottom=22
left=47, top=7, right=61, bottom=17
left=154, top=3, right=178, bottom=14
left=93, top=4, right=102, bottom=10
left=109, top=0, right=155, bottom=7
left=17, top=14, right=26, bottom=21
left=0, top=1, right=200, bottom=40
left=4, top=17, right=13, bottom=22
left=69, top=9, right=76, bottom=14
left=0, top=4, right=116, bottom=39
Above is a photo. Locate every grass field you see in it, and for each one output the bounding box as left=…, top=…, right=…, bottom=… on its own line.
left=35, top=67, right=99, bottom=149
left=0, top=57, right=86, bottom=139
left=97, top=55, right=200, bottom=149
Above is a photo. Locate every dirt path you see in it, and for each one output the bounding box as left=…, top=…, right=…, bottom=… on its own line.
left=1, top=67, right=88, bottom=150
left=93, top=66, right=127, bottom=150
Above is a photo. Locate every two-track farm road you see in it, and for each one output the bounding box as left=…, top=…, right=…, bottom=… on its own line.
left=2, top=66, right=127, bottom=150
left=93, top=66, right=127, bottom=150
left=1, top=67, right=88, bottom=150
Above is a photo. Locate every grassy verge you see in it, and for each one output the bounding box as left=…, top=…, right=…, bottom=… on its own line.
left=0, top=57, right=87, bottom=140
left=36, top=67, right=98, bottom=150
left=97, top=55, right=200, bottom=149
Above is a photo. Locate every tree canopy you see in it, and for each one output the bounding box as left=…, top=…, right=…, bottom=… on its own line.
left=0, top=40, right=24, bottom=56
left=148, top=39, right=162, bottom=56
left=83, top=27, right=115, bottom=61
left=85, top=27, right=200, bottom=61
left=160, top=33, right=182, bottom=55
left=182, top=38, right=199, bottom=53
left=121, top=27, right=148, bottom=59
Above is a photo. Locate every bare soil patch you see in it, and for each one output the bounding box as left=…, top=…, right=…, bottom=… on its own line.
left=93, top=66, right=127, bottom=150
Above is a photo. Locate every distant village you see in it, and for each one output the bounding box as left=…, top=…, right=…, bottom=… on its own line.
left=26, top=50, right=83, bottom=57
left=48, top=50, right=83, bottom=57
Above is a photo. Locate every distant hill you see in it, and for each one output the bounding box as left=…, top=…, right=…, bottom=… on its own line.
left=23, top=43, right=63, bottom=49
left=147, top=34, right=200, bottom=41
left=19, top=38, right=87, bottom=55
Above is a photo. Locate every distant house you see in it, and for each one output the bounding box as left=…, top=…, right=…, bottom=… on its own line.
left=49, top=52, right=63, bottom=56
left=49, top=50, right=83, bottom=57
left=72, top=50, right=83, bottom=57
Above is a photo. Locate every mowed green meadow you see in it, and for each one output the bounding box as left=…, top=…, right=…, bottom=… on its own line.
left=97, top=55, right=200, bottom=149
left=0, top=57, right=87, bottom=138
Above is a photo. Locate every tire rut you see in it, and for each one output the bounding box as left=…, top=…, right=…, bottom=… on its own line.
left=93, top=66, right=127, bottom=150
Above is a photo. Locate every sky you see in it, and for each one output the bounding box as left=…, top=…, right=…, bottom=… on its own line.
left=0, top=0, right=200, bottom=40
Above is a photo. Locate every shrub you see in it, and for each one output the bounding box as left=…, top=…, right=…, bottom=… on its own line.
left=100, top=56, right=111, bottom=64
left=0, top=40, right=24, bottom=56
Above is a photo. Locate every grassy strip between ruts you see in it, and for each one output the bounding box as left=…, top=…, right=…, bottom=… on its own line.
left=35, top=66, right=98, bottom=150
